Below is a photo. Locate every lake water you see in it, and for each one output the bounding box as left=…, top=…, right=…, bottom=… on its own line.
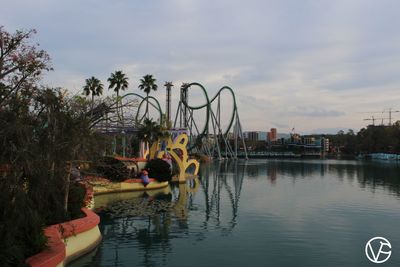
left=71, top=159, right=400, bottom=267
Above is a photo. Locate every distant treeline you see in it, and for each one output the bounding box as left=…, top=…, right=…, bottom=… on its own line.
left=325, top=122, right=400, bottom=155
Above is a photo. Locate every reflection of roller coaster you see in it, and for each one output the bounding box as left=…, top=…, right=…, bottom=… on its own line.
left=174, top=83, right=248, bottom=159
left=199, top=160, right=246, bottom=232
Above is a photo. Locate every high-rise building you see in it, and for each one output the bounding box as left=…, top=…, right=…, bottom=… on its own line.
left=247, top=131, right=259, bottom=141
left=267, top=132, right=273, bottom=142
left=270, top=128, right=277, bottom=142
left=258, top=131, right=268, bottom=141
left=244, top=131, right=268, bottom=141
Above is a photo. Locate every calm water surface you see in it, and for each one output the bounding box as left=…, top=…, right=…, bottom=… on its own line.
left=71, top=159, right=400, bottom=267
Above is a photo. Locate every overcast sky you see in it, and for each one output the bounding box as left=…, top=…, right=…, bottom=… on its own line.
left=2, top=0, right=400, bottom=134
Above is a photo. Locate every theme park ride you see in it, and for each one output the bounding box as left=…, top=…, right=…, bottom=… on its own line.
left=173, top=82, right=248, bottom=160
left=93, top=82, right=248, bottom=160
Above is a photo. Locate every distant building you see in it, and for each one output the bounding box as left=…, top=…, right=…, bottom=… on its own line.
left=302, top=136, right=315, bottom=145
left=267, top=128, right=278, bottom=142
left=291, top=133, right=301, bottom=143
left=243, top=131, right=268, bottom=141
left=247, top=131, right=259, bottom=141
left=321, top=138, right=329, bottom=152
left=270, top=128, right=277, bottom=141
left=277, top=133, right=291, bottom=139
left=258, top=131, right=268, bottom=141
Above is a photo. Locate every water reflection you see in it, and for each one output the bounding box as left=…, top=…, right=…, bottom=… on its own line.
left=255, top=160, right=400, bottom=196
left=72, top=159, right=400, bottom=267
left=199, top=160, right=245, bottom=233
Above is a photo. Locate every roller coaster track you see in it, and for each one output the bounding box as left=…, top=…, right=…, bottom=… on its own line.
left=97, top=83, right=248, bottom=160
left=120, top=93, right=163, bottom=124
left=174, top=82, right=248, bottom=159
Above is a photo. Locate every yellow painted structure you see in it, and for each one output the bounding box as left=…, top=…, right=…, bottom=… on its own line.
left=64, top=227, right=102, bottom=265
left=149, top=133, right=200, bottom=183
left=26, top=208, right=101, bottom=267
left=94, top=186, right=171, bottom=209
left=171, top=177, right=200, bottom=220
left=91, top=180, right=169, bottom=195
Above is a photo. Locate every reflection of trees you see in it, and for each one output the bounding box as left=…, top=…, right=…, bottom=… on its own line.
left=264, top=160, right=400, bottom=196
left=355, top=162, right=400, bottom=195
left=83, top=159, right=400, bottom=266
left=86, top=161, right=258, bottom=266
left=89, top=179, right=201, bottom=266
left=91, top=207, right=173, bottom=266
left=246, top=163, right=259, bottom=177
left=91, top=216, right=140, bottom=266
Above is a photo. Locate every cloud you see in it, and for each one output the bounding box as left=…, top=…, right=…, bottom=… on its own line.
left=286, top=106, right=345, bottom=118
left=2, top=0, right=400, bottom=133
left=271, top=122, right=289, bottom=129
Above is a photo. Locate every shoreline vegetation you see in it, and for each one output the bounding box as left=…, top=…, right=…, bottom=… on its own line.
left=0, top=25, right=178, bottom=266
left=0, top=26, right=169, bottom=266
left=0, top=27, right=110, bottom=266
left=325, top=124, right=400, bottom=158
left=243, top=125, right=400, bottom=159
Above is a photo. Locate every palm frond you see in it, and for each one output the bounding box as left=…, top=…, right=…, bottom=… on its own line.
left=138, top=74, right=158, bottom=95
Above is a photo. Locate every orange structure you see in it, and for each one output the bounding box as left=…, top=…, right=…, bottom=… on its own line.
left=270, top=128, right=277, bottom=141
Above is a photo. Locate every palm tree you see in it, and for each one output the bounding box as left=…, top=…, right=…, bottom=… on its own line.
left=138, top=74, right=158, bottom=117
left=83, top=76, right=103, bottom=115
left=137, top=118, right=164, bottom=151
left=108, top=70, right=129, bottom=121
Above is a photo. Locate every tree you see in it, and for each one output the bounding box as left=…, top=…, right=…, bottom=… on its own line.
left=107, top=70, right=128, bottom=120
left=0, top=26, right=108, bottom=265
left=138, top=74, right=158, bottom=117
left=0, top=86, right=109, bottom=265
left=83, top=76, right=103, bottom=114
left=137, top=118, right=164, bottom=149
left=0, top=27, right=52, bottom=108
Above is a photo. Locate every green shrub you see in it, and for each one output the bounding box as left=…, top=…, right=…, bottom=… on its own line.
left=67, top=183, right=86, bottom=219
left=0, top=26, right=109, bottom=266
left=94, top=157, right=129, bottom=182
left=145, top=158, right=172, bottom=182
left=0, top=179, right=47, bottom=267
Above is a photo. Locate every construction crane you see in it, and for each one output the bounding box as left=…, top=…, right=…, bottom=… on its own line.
left=383, top=108, right=400, bottom=126
left=361, top=108, right=399, bottom=126
left=363, top=116, right=389, bottom=126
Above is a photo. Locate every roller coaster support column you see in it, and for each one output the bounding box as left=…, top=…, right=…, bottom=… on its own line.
left=121, top=130, right=126, bottom=157
left=112, top=135, right=117, bottom=155
left=165, top=82, right=173, bottom=124
left=236, top=113, right=248, bottom=160
left=182, top=85, right=189, bottom=128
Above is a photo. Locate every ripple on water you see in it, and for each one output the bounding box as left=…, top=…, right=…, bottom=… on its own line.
left=70, top=159, right=400, bottom=267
